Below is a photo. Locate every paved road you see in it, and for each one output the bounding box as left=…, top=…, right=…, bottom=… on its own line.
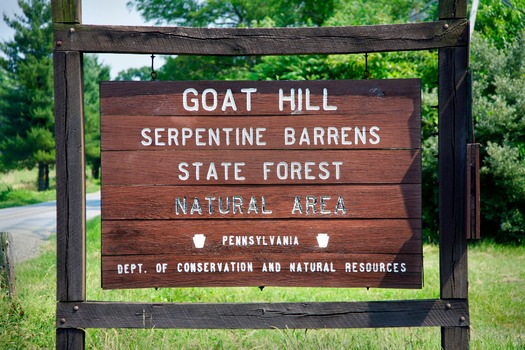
left=0, top=191, right=101, bottom=263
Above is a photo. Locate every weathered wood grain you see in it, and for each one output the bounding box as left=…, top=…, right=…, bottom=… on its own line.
left=438, top=45, right=469, bottom=300
left=53, top=1, right=86, bottom=349
left=439, top=0, right=470, bottom=347
left=54, top=51, right=86, bottom=302
left=54, top=49, right=87, bottom=350
left=102, top=219, right=421, bottom=255
left=101, top=185, right=421, bottom=220
left=54, top=20, right=468, bottom=55
left=56, top=299, right=469, bottom=329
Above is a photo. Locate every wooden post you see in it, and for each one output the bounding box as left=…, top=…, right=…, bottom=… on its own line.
left=52, top=1, right=85, bottom=349
left=438, top=0, right=470, bottom=348
left=0, top=232, right=16, bottom=298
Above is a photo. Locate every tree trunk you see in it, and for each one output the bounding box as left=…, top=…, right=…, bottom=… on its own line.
left=91, top=158, right=101, bottom=180
left=37, top=162, right=50, bottom=191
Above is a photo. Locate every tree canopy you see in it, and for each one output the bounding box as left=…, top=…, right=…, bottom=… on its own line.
left=0, top=0, right=54, bottom=191
left=127, top=0, right=337, bottom=27
left=0, top=0, right=111, bottom=189
left=84, top=55, right=111, bottom=180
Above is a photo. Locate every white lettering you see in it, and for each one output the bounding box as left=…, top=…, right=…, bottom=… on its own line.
left=221, top=89, right=237, bottom=111
left=279, top=88, right=295, bottom=111
left=183, top=88, right=199, bottom=111
left=141, top=128, right=152, bottom=146
left=263, top=161, right=343, bottom=181
left=202, top=88, right=218, bottom=111
left=323, top=88, right=338, bottom=110
left=240, top=88, right=257, bottom=111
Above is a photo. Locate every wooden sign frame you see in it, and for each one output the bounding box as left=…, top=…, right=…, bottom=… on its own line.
left=52, top=0, right=470, bottom=348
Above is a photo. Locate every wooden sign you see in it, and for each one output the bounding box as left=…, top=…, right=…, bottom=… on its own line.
left=100, top=79, right=422, bottom=289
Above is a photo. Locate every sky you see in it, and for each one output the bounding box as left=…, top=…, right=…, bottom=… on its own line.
left=0, top=0, right=159, bottom=78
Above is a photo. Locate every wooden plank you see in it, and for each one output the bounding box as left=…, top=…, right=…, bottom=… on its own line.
left=101, top=149, right=421, bottom=186
left=438, top=48, right=469, bottom=295
left=102, top=219, right=421, bottom=255
left=101, top=217, right=422, bottom=288
left=101, top=115, right=420, bottom=151
left=54, top=50, right=86, bottom=350
left=102, top=253, right=422, bottom=289
left=54, top=19, right=468, bottom=55
left=100, top=80, right=421, bottom=117
left=51, top=0, right=81, bottom=24
left=56, top=299, right=469, bottom=329
left=54, top=51, right=86, bottom=302
left=101, top=185, right=421, bottom=220
left=53, top=1, right=85, bottom=348
left=0, top=232, right=16, bottom=298
left=438, top=0, right=470, bottom=342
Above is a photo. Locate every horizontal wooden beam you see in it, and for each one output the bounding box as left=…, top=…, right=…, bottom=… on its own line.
left=54, top=19, right=468, bottom=55
left=57, top=299, right=469, bottom=329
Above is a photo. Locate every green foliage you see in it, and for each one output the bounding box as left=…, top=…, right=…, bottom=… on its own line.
left=158, top=55, right=253, bottom=81
left=420, top=89, right=439, bottom=242
left=0, top=0, right=54, bottom=190
left=116, top=66, right=153, bottom=81
left=326, top=0, right=435, bottom=26
left=471, top=31, right=525, bottom=243
left=83, top=55, right=111, bottom=179
left=0, top=185, right=55, bottom=209
left=0, top=1, right=109, bottom=187
left=127, top=0, right=336, bottom=27
left=474, top=0, right=525, bottom=48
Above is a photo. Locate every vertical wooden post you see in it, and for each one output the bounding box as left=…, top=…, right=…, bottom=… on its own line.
left=0, top=232, right=16, bottom=298
left=438, top=0, right=470, bottom=348
left=52, top=1, right=85, bottom=349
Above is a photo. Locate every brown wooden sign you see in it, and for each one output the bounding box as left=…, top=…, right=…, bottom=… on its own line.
left=100, top=79, right=422, bottom=289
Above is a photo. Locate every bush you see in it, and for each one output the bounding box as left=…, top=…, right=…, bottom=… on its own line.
left=471, top=31, right=525, bottom=243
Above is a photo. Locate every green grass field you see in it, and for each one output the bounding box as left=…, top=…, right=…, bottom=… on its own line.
left=1, top=218, right=524, bottom=349
left=0, top=168, right=99, bottom=209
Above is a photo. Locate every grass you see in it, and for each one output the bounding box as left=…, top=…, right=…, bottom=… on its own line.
left=1, top=217, right=524, bottom=349
left=0, top=168, right=100, bottom=209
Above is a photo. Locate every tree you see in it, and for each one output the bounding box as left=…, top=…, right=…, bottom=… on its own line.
left=83, top=55, right=110, bottom=179
left=127, top=0, right=336, bottom=28
left=0, top=0, right=54, bottom=191
left=116, top=66, right=152, bottom=81
left=474, top=0, right=525, bottom=49
left=470, top=30, right=525, bottom=243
